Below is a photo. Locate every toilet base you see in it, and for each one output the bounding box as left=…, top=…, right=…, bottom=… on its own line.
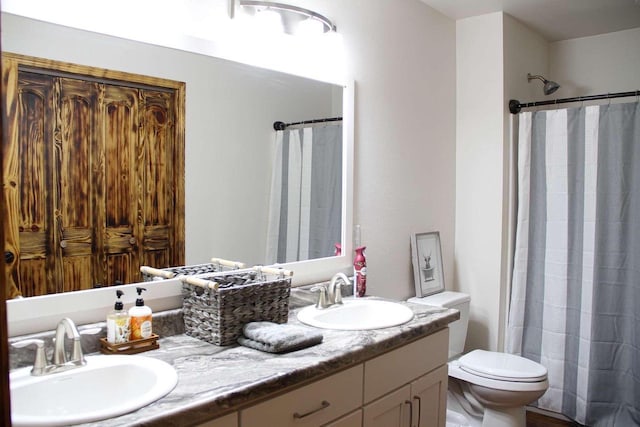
left=448, top=377, right=531, bottom=427
left=482, top=406, right=525, bottom=427
left=447, top=387, right=482, bottom=427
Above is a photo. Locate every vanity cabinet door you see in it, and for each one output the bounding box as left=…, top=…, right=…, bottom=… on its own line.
left=411, top=365, right=448, bottom=427
left=241, top=365, right=363, bottom=427
left=362, top=384, right=411, bottom=427
left=363, top=328, right=448, bottom=404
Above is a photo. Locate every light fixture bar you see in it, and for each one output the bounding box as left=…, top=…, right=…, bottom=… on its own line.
left=239, top=1, right=336, bottom=33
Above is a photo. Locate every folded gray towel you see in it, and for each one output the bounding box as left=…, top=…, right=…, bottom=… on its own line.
left=237, top=321, right=323, bottom=353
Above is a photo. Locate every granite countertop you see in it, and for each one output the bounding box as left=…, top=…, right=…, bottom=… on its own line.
left=10, top=294, right=459, bottom=427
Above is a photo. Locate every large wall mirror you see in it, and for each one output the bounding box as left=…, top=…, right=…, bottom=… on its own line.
left=2, top=9, right=354, bottom=335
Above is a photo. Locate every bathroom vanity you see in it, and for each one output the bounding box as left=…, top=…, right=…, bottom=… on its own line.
left=8, top=299, right=458, bottom=427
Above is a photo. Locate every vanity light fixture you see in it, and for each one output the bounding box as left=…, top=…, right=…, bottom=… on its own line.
left=237, top=1, right=336, bottom=35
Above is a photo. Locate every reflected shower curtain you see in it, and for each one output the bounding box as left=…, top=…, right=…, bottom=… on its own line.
left=265, top=124, right=342, bottom=263
left=507, top=102, right=640, bottom=426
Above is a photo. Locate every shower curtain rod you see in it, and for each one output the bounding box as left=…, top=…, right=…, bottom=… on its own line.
left=509, top=90, right=639, bottom=114
left=273, top=116, right=342, bottom=131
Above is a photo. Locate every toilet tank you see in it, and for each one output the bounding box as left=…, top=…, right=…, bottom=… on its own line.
left=420, top=291, right=470, bottom=359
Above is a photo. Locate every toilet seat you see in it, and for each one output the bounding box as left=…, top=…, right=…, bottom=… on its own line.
left=458, top=350, right=547, bottom=382
left=448, top=362, right=548, bottom=392
left=448, top=350, right=548, bottom=393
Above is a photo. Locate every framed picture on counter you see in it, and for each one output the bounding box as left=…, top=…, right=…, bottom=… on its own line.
left=410, top=231, right=445, bottom=298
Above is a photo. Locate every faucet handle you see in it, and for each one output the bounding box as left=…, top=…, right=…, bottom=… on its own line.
left=310, top=285, right=329, bottom=309
left=12, top=339, right=48, bottom=375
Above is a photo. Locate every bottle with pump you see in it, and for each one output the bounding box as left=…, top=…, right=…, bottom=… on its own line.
left=129, top=287, right=153, bottom=340
left=107, top=289, right=131, bottom=343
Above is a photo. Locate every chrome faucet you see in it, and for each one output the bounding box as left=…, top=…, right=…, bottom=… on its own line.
left=311, top=273, right=350, bottom=309
left=54, top=317, right=86, bottom=367
left=328, top=273, right=350, bottom=306
left=12, top=317, right=86, bottom=376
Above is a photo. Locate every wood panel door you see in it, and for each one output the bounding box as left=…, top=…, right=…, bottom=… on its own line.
left=10, top=71, right=56, bottom=296
left=57, top=77, right=102, bottom=292
left=102, top=83, right=140, bottom=286
left=2, top=54, right=185, bottom=297
left=138, top=89, right=178, bottom=273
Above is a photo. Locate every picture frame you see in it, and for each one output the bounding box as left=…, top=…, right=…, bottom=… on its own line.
left=410, top=231, right=445, bottom=298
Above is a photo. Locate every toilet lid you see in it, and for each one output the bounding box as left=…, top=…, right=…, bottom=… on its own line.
left=458, top=350, right=547, bottom=382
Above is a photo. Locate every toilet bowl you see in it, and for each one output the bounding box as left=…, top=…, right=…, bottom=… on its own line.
left=408, top=293, right=548, bottom=427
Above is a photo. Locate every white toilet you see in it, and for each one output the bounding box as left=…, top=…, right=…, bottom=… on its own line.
left=408, top=291, right=548, bottom=427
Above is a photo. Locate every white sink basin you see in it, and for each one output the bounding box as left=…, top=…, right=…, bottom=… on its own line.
left=10, top=354, right=177, bottom=427
left=297, top=298, right=415, bottom=330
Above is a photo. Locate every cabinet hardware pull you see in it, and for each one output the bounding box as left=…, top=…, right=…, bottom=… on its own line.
left=413, top=396, right=422, bottom=427
left=129, top=237, right=137, bottom=245
left=60, top=240, right=68, bottom=248
left=404, top=400, right=413, bottom=427
left=293, top=400, right=330, bottom=419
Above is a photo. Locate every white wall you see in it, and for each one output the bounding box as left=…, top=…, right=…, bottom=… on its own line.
left=333, top=0, right=456, bottom=300
left=455, top=12, right=505, bottom=352
left=550, top=27, right=640, bottom=98
left=504, top=16, right=550, bottom=105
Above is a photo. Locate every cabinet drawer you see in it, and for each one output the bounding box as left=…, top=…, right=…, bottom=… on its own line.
left=241, top=365, right=363, bottom=427
left=364, top=328, right=448, bottom=403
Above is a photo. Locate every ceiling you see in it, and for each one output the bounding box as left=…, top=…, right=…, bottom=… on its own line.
left=420, top=0, right=640, bottom=41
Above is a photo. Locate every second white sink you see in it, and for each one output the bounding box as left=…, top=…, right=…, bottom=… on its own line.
left=10, top=354, right=178, bottom=427
left=297, top=298, right=414, bottom=330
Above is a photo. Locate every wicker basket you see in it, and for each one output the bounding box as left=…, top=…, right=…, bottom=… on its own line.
left=180, top=267, right=292, bottom=346
left=140, top=258, right=246, bottom=282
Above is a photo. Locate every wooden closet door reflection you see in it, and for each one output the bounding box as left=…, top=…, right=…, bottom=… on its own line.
left=3, top=54, right=185, bottom=297
left=102, top=84, right=139, bottom=285
left=56, top=77, right=101, bottom=292
left=138, top=89, right=177, bottom=272
left=11, top=72, right=56, bottom=296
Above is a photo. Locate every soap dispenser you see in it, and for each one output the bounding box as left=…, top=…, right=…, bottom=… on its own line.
left=129, top=287, right=153, bottom=340
left=107, top=289, right=131, bottom=343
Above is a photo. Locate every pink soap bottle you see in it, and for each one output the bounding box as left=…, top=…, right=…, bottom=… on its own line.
left=354, top=246, right=367, bottom=297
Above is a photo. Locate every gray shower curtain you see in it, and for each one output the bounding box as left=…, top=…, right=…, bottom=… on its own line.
left=265, top=123, right=342, bottom=263
left=507, top=101, right=640, bottom=426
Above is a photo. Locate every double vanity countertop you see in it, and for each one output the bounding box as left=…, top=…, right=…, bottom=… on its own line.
left=9, top=293, right=459, bottom=427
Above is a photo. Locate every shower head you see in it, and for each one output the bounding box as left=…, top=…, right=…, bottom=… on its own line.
left=527, top=73, right=560, bottom=95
